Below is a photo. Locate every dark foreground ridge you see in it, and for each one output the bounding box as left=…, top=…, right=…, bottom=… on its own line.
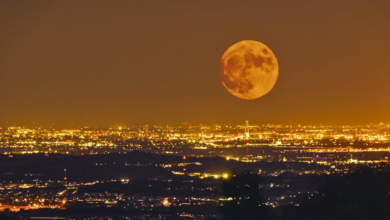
left=0, top=151, right=389, bottom=220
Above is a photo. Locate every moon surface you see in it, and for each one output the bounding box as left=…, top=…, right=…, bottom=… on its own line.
left=220, top=40, right=279, bottom=99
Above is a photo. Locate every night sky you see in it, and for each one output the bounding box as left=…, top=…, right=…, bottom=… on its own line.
left=1, top=1, right=390, bottom=127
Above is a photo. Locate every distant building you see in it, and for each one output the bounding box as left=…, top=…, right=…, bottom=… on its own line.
left=245, top=120, right=249, bottom=139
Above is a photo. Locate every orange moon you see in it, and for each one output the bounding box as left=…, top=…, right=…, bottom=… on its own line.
left=220, top=40, right=279, bottom=99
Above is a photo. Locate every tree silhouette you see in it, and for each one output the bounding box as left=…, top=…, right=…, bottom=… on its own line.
left=221, top=170, right=271, bottom=220
left=0, top=214, right=18, bottom=220
left=289, top=167, right=390, bottom=220
left=220, top=167, right=390, bottom=220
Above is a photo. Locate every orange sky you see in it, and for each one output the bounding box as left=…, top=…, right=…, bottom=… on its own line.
left=1, top=1, right=390, bottom=127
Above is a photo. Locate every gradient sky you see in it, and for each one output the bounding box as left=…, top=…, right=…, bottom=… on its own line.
left=1, top=0, right=390, bottom=127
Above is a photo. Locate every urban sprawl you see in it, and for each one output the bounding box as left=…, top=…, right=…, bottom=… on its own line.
left=0, top=121, right=389, bottom=219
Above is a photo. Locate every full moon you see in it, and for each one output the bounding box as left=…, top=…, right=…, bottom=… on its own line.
left=220, top=40, right=279, bottom=99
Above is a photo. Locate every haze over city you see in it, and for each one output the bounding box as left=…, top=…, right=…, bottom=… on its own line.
left=1, top=1, right=390, bottom=220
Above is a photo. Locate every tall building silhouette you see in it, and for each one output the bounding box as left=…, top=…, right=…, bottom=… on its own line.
left=245, top=120, right=249, bottom=139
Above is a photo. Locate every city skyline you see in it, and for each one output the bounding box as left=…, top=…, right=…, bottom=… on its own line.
left=1, top=118, right=389, bottom=217
left=1, top=120, right=389, bottom=130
